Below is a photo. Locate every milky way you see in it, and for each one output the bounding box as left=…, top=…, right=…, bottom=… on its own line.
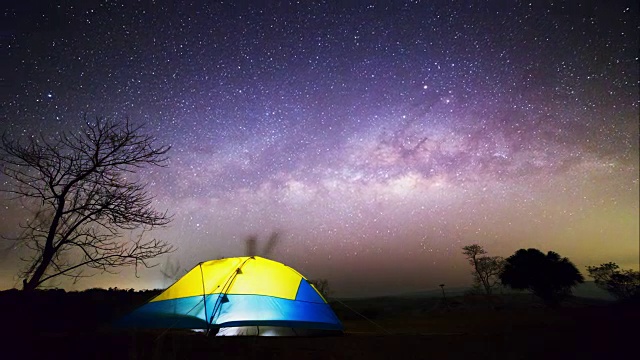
left=1, top=1, right=638, bottom=295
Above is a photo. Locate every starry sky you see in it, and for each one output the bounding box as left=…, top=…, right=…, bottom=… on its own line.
left=0, top=1, right=638, bottom=297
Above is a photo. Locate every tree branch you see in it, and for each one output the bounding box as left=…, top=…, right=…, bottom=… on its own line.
left=1, top=116, right=175, bottom=290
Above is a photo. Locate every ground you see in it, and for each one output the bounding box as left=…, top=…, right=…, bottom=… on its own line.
left=0, top=289, right=636, bottom=359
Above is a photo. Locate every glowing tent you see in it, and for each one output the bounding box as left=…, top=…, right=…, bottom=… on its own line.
left=119, top=256, right=343, bottom=336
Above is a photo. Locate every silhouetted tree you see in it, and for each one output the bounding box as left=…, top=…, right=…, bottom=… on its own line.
left=0, top=118, right=174, bottom=291
left=462, top=244, right=505, bottom=295
left=500, top=248, right=584, bottom=305
left=439, top=283, right=447, bottom=301
left=587, top=262, right=640, bottom=302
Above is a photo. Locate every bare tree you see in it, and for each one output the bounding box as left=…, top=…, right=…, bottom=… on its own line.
left=587, top=262, right=640, bottom=302
left=439, top=283, right=447, bottom=301
left=462, top=244, right=505, bottom=295
left=0, top=117, right=174, bottom=291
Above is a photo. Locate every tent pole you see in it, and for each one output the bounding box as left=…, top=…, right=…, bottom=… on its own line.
left=206, top=257, right=253, bottom=334
left=199, top=263, right=210, bottom=336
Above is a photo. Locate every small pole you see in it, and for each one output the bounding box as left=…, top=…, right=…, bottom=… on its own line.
left=439, top=284, right=447, bottom=304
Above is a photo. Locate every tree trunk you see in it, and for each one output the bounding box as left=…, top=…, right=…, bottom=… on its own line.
left=22, top=198, right=65, bottom=292
left=473, top=255, right=490, bottom=295
left=22, top=246, right=55, bottom=291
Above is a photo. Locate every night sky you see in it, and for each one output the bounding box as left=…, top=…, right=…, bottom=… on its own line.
left=1, top=1, right=638, bottom=296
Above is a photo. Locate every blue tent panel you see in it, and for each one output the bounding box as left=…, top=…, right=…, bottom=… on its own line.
left=118, top=294, right=220, bottom=329
left=119, top=293, right=342, bottom=331
left=214, top=294, right=341, bottom=330
left=295, top=279, right=326, bottom=304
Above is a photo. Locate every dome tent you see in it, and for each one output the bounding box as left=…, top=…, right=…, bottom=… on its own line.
left=119, top=256, right=343, bottom=336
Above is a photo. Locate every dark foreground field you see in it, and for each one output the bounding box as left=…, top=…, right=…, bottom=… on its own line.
left=0, top=289, right=636, bottom=359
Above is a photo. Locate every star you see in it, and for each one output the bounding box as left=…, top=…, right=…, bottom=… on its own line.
left=0, top=0, right=637, bottom=295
